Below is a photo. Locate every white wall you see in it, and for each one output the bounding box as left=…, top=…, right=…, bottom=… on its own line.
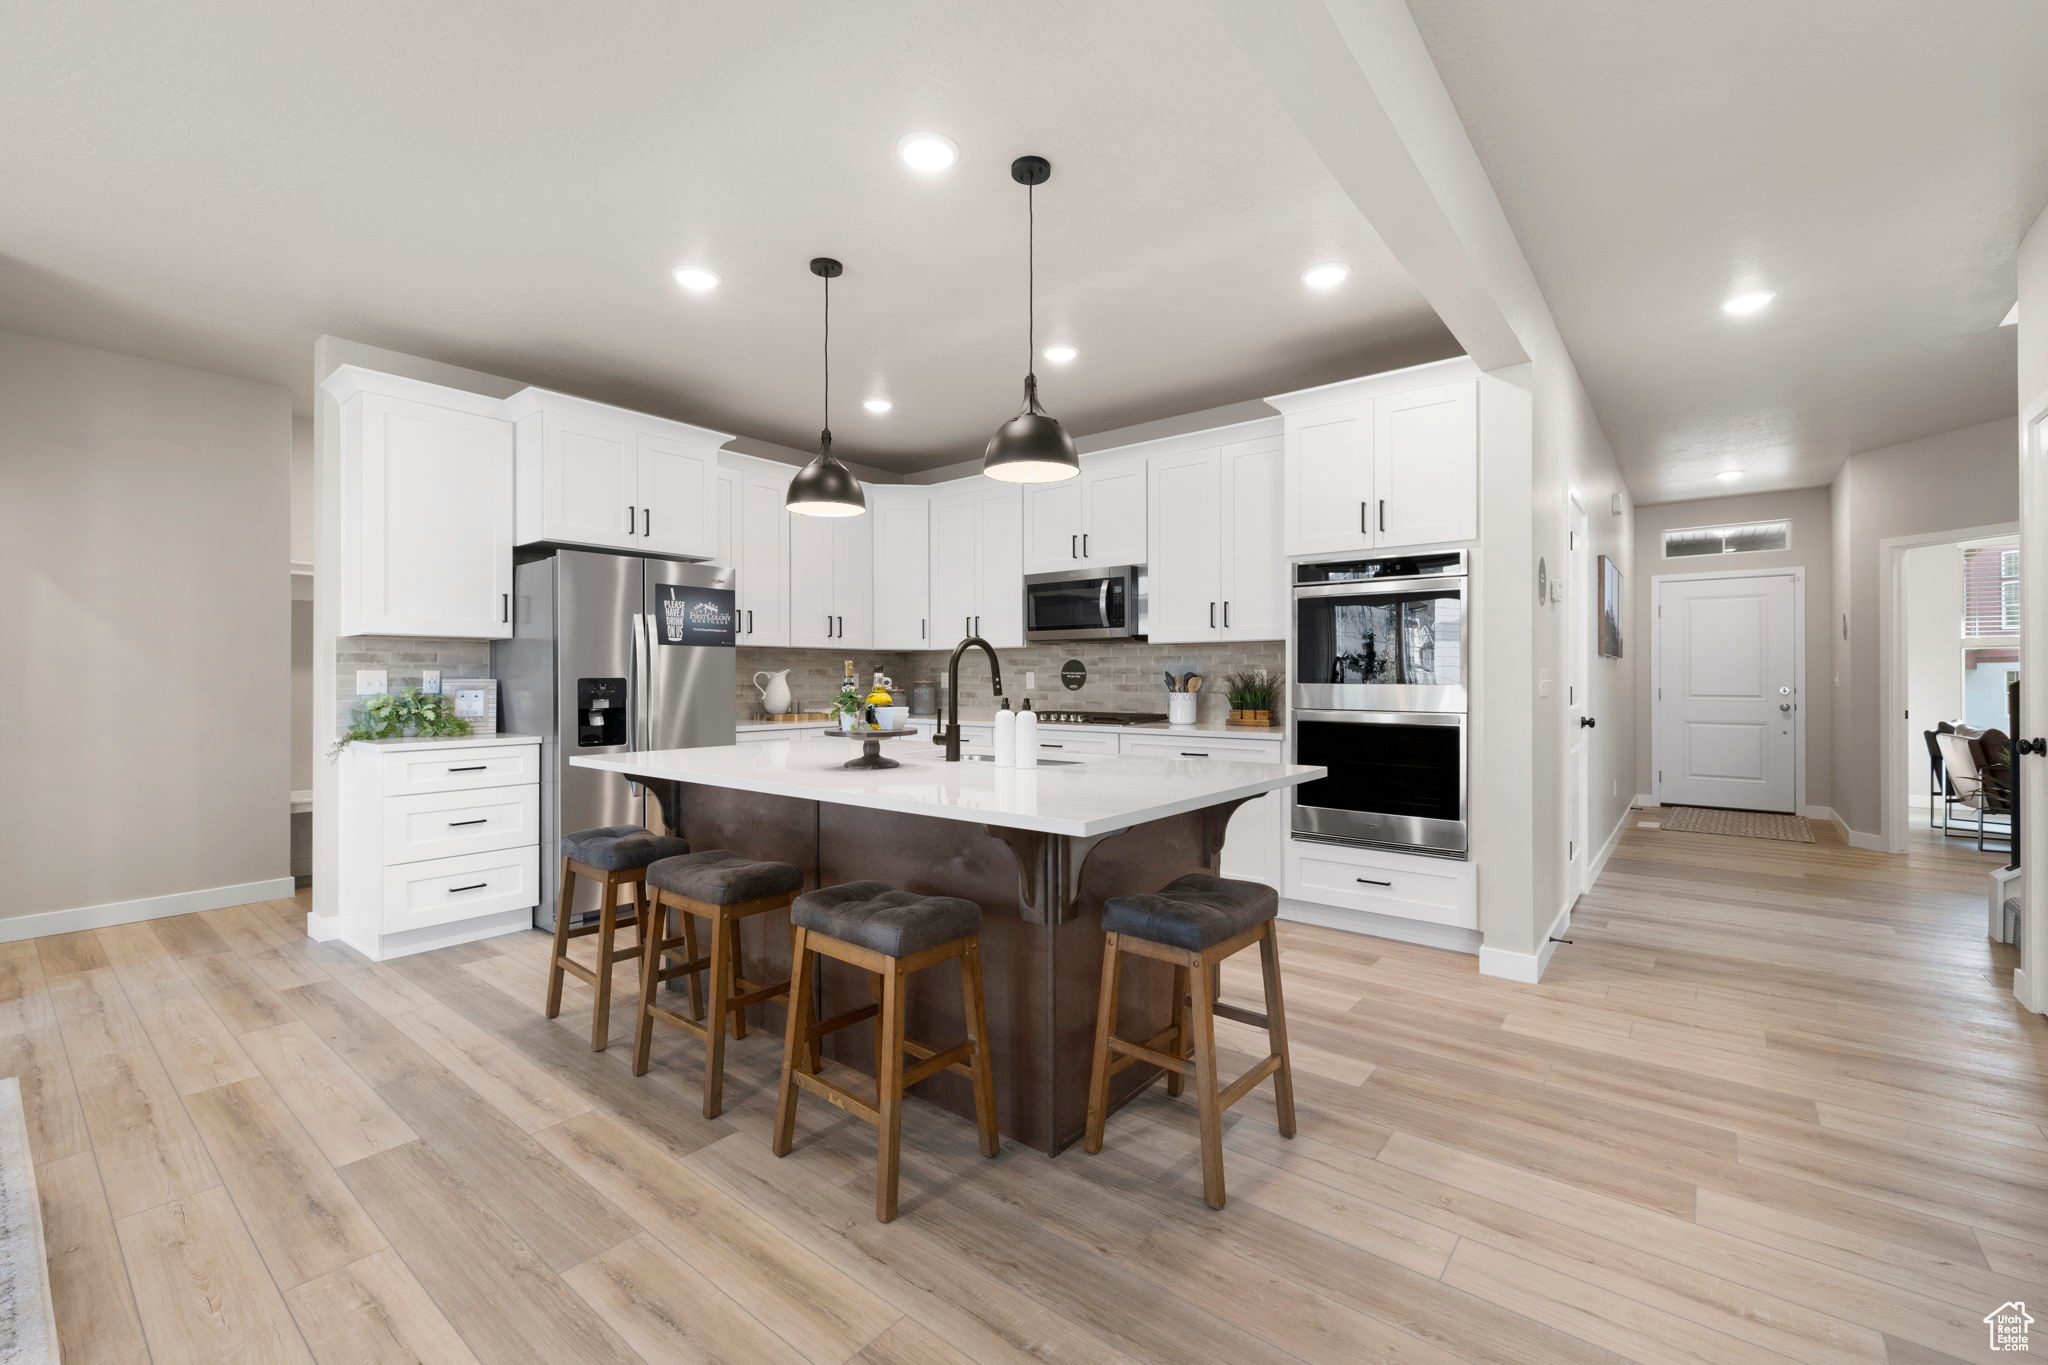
left=1900, top=543, right=1964, bottom=799
left=1632, top=488, right=1833, bottom=809
left=0, top=329, right=292, bottom=923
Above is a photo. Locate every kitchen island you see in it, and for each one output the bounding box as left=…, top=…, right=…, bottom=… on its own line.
left=573, top=736, right=1322, bottom=1152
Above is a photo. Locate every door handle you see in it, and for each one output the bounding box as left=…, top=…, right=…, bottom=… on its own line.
left=2018, top=738, right=2048, bottom=756
left=1360, top=502, right=1368, bottom=534
left=1355, top=877, right=1392, bottom=887
left=746, top=609, right=753, bottom=635
left=447, top=882, right=489, bottom=894
left=974, top=615, right=981, bottom=636
left=1082, top=533, right=1089, bottom=558
left=1223, top=601, right=1230, bottom=629
left=627, top=504, right=635, bottom=534
left=1041, top=743, right=1063, bottom=749
left=643, top=508, right=651, bottom=538
left=1580, top=716, right=1596, bottom=729
left=1778, top=703, right=1791, bottom=713
left=1179, top=751, right=1209, bottom=758
left=1379, top=500, right=1386, bottom=534
left=447, top=765, right=487, bottom=773
left=1072, top=534, right=1078, bottom=559
left=447, top=818, right=487, bottom=827
left=501, top=593, right=509, bottom=623
left=921, top=618, right=926, bottom=639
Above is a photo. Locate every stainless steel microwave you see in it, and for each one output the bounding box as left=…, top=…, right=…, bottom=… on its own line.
left=1023, top=566, right=1145, bottom=642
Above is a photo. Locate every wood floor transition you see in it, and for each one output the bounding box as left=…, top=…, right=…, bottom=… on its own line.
left=5, top=813, right=2041, bottom=1363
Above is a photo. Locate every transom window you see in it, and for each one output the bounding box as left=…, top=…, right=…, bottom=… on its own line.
left=1662, top=520, right=1790, bottom=559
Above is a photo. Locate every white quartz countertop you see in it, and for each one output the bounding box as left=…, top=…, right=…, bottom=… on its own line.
left=737, top=718, right=1283, bottom=740
left=346, top=733, right=541, bottom=752
left=572, top=737, right=1322, bottom=837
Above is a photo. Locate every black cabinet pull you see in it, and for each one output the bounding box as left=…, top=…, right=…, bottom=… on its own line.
left=501, top=593, right=509, bottom=623
left=1179, top=752, right=1209, bottom=758
left=1223, top=601, right=1230, bottom=628
left=1082, top=533, right=1089, bottom=557
left=1360, top=502, right=1367, bottom=533
left=921, top=617, right=926, bottom=639
left=1379, top=499, right=1386, bottom=534
left=643, top=508, right=652, bottom=537
left=627, top=504, right=635, bottom=534
left=1041, top=742, right=1063, bottom=749
left=447, top=817, right=488, bottom=827
left=746, top=609, right=753, bottom=634
left=448, top=882, right=489, bottom=893
left=1355, top=877, right=1392, bottom=887
left=1072, top=534, right=1078, bottom=559
left=1210, top=602, right=1215, bottom=627
left=447, top=765, right=487, bottom=772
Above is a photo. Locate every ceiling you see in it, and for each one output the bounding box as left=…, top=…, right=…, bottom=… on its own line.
left=1408, top=0, right=2048, bottom=504
left=0, top=0, right=1455, bottom=473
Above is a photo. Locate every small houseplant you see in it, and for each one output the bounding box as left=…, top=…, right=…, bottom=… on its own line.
left=1224, top=668, right=1277, bottom=728
left=329, top=686, right=472, bottom=758
left=828, top=685, right=867, bottom=732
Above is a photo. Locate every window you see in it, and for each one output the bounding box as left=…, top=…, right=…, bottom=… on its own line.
left=1963, top=542, right=2022, bottom=636
left=2003, top=548, right=2021, bottom=578
left=1662, top=520, right=1791, bottom=559
left=2004, top=580, right=2021, bottom=630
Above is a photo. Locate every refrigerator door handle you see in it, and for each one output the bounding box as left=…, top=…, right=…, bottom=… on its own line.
left=627, top=610, right=648, bottom=799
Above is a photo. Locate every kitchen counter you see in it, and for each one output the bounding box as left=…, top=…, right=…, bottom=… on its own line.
left=739, top=718, right=1284, bottom=739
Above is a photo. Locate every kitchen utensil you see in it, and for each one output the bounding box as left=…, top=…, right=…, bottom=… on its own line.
left=1180, top=671, right=1196, bottom=692
left=1186, top=674, right=1203, bottom=693
left=1167, top=693, right=1198, bottom=727
left=1164, top=670, right=1179, bottom=692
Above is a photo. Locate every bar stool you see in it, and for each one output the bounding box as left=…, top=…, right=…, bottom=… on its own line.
left=1083, top=873, right=1295, bottom=1210
left=633, top=850, right=806, bottom=1118
left=547, top=824, right=688, bottom=1050
left=771, top=881, right=999, bottom=1222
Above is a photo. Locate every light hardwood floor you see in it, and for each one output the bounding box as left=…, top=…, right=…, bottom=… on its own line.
left=7, top=814, right=2042, bottom=1363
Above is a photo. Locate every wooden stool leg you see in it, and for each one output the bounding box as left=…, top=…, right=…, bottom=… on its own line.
left=1189, top=949, right=1226, bottom=1210
left=703, top=909, right=734, bottom=1119
left=727, top=928, right=749, bottom=1041
left=771, top=927, right=811, bottom=1157
left=1166, top=962, right=1190, bottom=1099
left=545, top=858, right=576, bottom=1019
left=875, top=962, right=906, bottom=1222
left=1083, top=933, right=1122, bottom=1155
left=630, top=880, right=650, bottom=955
left=590, top=876, right=620, bottom=1052
left=960, top=939, right=1000, bottom=1158
left=682, top=912, right=705, bottom=1021
left=631, top=894, right=666, bottom=1076
left=1259, top=923, right=1297, bottom=1140
left=804, top=943, right=824, bottom=1074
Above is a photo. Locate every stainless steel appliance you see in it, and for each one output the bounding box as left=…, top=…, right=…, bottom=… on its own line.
left=1023, top=565, right=1144, bottom=642
left=1291, top=551, right=1468, bottom=857
left=493, top=548, right=736, bottom=926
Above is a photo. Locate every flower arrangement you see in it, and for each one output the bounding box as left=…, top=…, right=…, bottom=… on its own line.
left=827, top=685, right=867, bottom=730
left=1224, top=668, right=1277, bottom=727
left=329, top=686, right=473, bottom=758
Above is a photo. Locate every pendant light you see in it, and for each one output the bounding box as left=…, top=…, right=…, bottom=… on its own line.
left=786, top=256, right=867, bottom=516
left=983, top=155, right=1079, bottom=483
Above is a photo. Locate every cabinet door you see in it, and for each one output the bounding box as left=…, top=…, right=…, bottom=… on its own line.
left=831, top=514, right=873, bottom=649
left=1021, top=477, right=1084, bottom=574
left=871, top=491, right=932, bottom=649
left=543, top=414, right=639, bottom=548
left=928, top=486, right=979, bottom=645
left=1220, top=438, right=1286, bottom=640
left=738, top=470, right=789, bottom=645
left=346, top=393, right=513, bottom=638
left=635, top=432, right=717, bottom=559
left=786, top=511, right=836, bottom=648
left=1144, top=448, right=1222, bottom=643
left=1283, top=399, right=1374, bottom=556
left=974, top=483, right=1025, bottom=646
left=1373, top=380, right=1477, bottom=548
left=1080, top=461, right=1147, bottom=566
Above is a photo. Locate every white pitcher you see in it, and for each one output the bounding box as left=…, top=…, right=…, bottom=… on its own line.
left=752, top=669, right=793, bottom=715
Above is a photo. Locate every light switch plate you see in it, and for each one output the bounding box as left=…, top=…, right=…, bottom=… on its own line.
left=1538, top=668, right=1551, bottom=698
left=1025, top=671, right=1036, bottom=690
left=421, top=669, right=442, bottom=694
left=356, top=669, right=388, bottom=696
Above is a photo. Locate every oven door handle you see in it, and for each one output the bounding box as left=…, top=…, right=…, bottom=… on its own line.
left=1293, top=578, right=1466, bottom=601
left=1294, top=708, right=1466, bottom=727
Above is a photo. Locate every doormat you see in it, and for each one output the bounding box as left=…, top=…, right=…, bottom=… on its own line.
left=0, top=1079, right=57, bottom=1363
left=1664, top=806, right=1813, bottom=843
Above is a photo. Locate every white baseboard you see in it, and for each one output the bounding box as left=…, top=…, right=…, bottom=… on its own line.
left=1277, top=898, right=1480, bottom=956
left=1588, top=806, right=1631, bottom=890
left=305, top=912, right=341, bottom=943
left=0, top=876, right=297, bottom=945
left=1843, top=825, right=1886, bottom=851
left=1479, top=900, right=1572, bottom=984
left=1633, top=793, right=1655, bottom=809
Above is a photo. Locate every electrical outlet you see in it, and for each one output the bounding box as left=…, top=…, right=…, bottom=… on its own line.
left=1025, top=671, right=1036, bottom=690
left=1538, top=668, right=1551, bottom=698
left=356, top=669, right=388, bottom=696
left=421, top=669, right=442, bottom=695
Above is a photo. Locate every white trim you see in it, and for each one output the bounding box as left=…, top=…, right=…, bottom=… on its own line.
left=1843, top=826, right=1887, bottom=852
left=1479, top=902, right=1571, bottom=984
left=1877, top=519, right=2021, bottom=856
left=0, top=877, right=297, bottom=945
left=1277, top=898, right=1480, bottom=956
left=1565, top=489, right=1592, bottom=901
left=1588, top=803, right=1631, bottom=890
left=1633, top=792, right=1655, bottom=808
left=1649, top=566, right=1805, bottom=814
left=1263, top=356, right=1480, bottom=413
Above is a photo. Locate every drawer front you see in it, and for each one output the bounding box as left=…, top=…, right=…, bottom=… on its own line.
left=382, top=786, right=539, bottom=865
left=381, top=744, right=538, bottom=796
left=1118, top=734, right=1283, bottom=760
left=381, top=847, right=539, bottom=934
left=1287, top=844, right=1475, bottom=928
left=1030, top=729, right=1119, bottom=755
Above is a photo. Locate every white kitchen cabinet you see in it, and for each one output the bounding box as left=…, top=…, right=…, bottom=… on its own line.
left=508, top=388, right=727, bottom=559
left=1284, top=836, right=1476, bottom=930
left=1374, top=380, right=1477, bottom=547
left=1118, top=731, right=1285, bottom=887
left=929, top=479, right=1023, bottom=647
left=1279, top=397, right=1375, bottom=557
left=1021, top=460, right=1146, bottom=573
left=1144, top=435, right=1285, bottom=643
left=716, top=462, right=792, bottom=645
left=869, top=486, right=933, bottom=648
left=326, top=367, right=515, bottom=640
left=788, top=510, right=872, bottom=648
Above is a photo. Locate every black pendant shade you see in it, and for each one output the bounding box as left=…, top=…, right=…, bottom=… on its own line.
left=787, top=256, right=867, bottom=517
left=984, top=155, right=1079, bottom=484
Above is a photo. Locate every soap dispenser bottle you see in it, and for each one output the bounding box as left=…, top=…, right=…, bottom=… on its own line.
left=993, top=698, right=1016, bottom=767
left=1015, top=698, right=1039, bottom=768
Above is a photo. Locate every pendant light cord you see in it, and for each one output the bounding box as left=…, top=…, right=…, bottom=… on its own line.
left=822, top=270, right=831, bottom=437
left=1027, top=182, right=1035, bottom=376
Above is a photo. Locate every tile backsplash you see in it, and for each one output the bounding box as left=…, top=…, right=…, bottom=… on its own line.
left=333, top=636, right=493, bottom=732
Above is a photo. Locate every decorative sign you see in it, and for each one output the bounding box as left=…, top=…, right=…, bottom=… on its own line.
left=444, top=678, right=498, bottom=734
left=653, top=585, right=737, bottom=647
left=1061, top=658, right=1087, bottom=691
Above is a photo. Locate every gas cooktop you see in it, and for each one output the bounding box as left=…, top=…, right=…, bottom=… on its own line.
left=1031, top=710, right=1170, bottom=726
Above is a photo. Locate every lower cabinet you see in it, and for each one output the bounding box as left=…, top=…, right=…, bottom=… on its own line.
left=1283, top=837, right=1476, bottom=930
left=329, top=735, right=541, bottom=960
left=1117, top=731, right=1284, bottom=888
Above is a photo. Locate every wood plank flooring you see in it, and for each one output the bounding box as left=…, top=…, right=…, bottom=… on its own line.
left=6, top=814, right=2042, bottom=1362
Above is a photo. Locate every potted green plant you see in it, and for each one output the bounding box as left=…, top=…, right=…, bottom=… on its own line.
left=329, top=686, right=473, bottom=758
left=1224, top=668, right=1276, bottom=728
left=827, top=685, right=867, bottom=733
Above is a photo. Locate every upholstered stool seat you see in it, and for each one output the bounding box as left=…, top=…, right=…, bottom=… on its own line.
left=792, top=881, right=982, bottom=958
left=1086, top=873, right=1295, bottom=1210
left=1103, top=874, right=1277, bottom=952
left=634, top=850, right=806, bottom=1119
left=774, top=882, right=998, bottom=1222
left=562, top=824, right=690, bottom=871
left=547, top=826, right=681, bottom=1050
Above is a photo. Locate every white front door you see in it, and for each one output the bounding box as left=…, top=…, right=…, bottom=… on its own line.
left=1655, top=573, right=1798, bottom=812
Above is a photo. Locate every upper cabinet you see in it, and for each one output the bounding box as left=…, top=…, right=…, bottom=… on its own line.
left=714, top=463, right=791, bottom=646
left=326, top=367, right=514, bottom=640
left=1021, top=459, right=1147, bottom=573
left=788, top=509, right=872, bottom=649
left=930, top=480, right=1023, bottom=647
left=870, top=486, right=934, bottom=649
left=1144, top=430, right=1285, bottom=644
left=506, top=389, right=727, bottom=560
left=1269, top=360, right=1479, bottom=558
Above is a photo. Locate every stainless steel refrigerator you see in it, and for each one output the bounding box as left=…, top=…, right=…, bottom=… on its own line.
left=493, top=548, right=736, bottom=927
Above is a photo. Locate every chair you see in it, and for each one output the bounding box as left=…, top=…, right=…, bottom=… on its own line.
left=1935, top=730, right=2014, bottom=851
left=548, top=824, right=687, bottom=1050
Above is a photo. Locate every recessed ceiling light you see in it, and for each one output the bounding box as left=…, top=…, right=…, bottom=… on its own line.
left=1721, top=289, right=1775, bottom=315
left=1716, top=470, right=1744, bottom=482
left=1041, top=345, right=1078, bottom=365
left=671, top=266, right=720, bottom=293
left=896, top=132, right=958, bottom=174
left=863, top=398, right=893, bottom=414
left=1301, top=263, right=1350, bottom=289
left=2002, top=301, right=2020, bottom=327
